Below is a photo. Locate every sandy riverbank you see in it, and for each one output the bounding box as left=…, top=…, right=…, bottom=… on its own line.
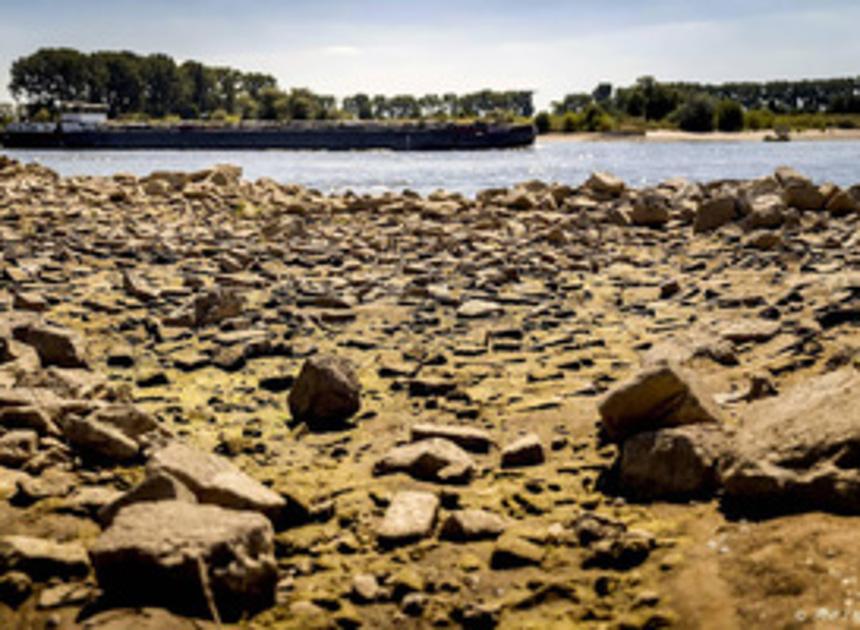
left=540, top=128, right=860, bottom=143
left=1, top=156, right=860, bottom=628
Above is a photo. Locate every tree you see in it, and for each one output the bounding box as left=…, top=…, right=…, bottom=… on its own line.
left=676, top=94, right=715, bottom=132
left=257, top=86, right=289, bottom=120
left=534, top=111, right=551, bottom=134
left=94, top=51, right=144, bottom=116
left=181, top=60, right=216, bottom=118
left=287, top=88, right=318, bottom=120
left=715, top=99, right=744, bottom=132
left=592, top=82, right=613, bottom=104
left=140, top=54, right=185, bottom=117
left=10, top=48, right=95, bottom=109
left=343, top=93, right=373, bottom=120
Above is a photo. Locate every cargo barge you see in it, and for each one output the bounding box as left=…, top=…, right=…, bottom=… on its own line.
left=1, top=109, right=536, bottom=151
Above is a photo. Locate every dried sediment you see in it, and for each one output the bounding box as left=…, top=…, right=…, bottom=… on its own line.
left=1, top=156, right=860, bottom=628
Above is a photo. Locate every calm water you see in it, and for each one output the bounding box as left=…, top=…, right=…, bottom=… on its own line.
left=3, top=139, right=859, bottom=196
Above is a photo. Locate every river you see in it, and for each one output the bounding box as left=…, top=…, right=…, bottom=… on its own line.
left=3, top=139, right=859, bottom=196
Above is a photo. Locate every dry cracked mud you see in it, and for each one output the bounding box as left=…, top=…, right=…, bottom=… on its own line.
left=1, top=156, right=860, bottom=628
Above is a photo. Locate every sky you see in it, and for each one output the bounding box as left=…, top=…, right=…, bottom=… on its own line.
left=0, top=0, right=858, bottom=109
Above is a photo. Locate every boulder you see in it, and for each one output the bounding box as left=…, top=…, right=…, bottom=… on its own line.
left=585, top=172, right=625, bottom=197
left=440, top=509, right=507, bottom=541
left=410, top=423, right=493, bottom=453
left=0, top=430, right=38, bottom=468
left=89, top=501, right=277, bottom=621
left=500, top=433, right=545, bottom=468
left=629, top=192, right=670, bottom=227
left=0, top=535, right=90, bottom=580
left=148, top=441, right=286, bottom=522
left=377, top=491, right=439, bottom=546
left=721, top=369, right=860, bottom=514
left=743, top=194, right=785, bottom=230
left=64, top=415, right=140, bottom=462
left=619, top=425, right=727, bottom=500
left=288, top=354, right=361, bottom=429
left=374, top=438, right=475, bottom=484
left=98, top=471, right=197, bottom=526
left=693, top=197, right=736, bottom=233
left=12, top=322, right=88, bottom=368
left=598, top=363, right=721, bottom=442
left=490, top=534, right=543, bottom=569
left=192, top=287, right=244, bottom=328
left=777, top=167, right=824, bottom=210
left=826, top=189, right=859, bottom=216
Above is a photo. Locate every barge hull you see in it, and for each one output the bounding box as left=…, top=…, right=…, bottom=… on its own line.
left=1, top=124, right=536, bottom=150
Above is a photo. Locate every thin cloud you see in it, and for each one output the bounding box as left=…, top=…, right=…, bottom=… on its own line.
left=322, top=46, right=362, bottom=57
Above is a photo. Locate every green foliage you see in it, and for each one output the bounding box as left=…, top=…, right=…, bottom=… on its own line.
left=562, top=112, right=578, bottom=132
left=533, top=111, right=550, bottom=134
left=744, top=108, right=775, bottom=131
left=8, top=47, right=337, bottom=123
left=675, top=94, right=715, bottom=132
left=580, top=103, right=614, bottom=132
left=342, top=90, right=534, bottom=120
left=715, top=99, right=744, bottom=132
left=0, top=103, right=13, bottom=128
left=554, top=75, right=860, bottom=133
left=32, top=107, right=54, bottom=122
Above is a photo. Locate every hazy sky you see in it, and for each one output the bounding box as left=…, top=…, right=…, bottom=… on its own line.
left=1, top=0, right=858, bottom=109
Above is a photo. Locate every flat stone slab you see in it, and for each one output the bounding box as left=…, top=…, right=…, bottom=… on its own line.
left=410, top=423, right=493, bottom=453
left=722, top=369, right=860, bottom=514
left=374, top=438, right=475, bottom=484
left=90, top=500, right=277, bottom=621
left=598, top=364, right=721, bottom=442
left=0, top=535, right=90, bottom=580
left=148, top=441, right=285, bottom=522
left=440, top=509, right=506, bottom=541
left=377, top=491, right=439, bottom=546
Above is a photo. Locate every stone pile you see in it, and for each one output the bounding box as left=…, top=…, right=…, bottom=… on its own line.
left=1, top=155, right=859, bottom=627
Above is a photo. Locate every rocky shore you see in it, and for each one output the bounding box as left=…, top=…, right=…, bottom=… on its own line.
left=0, top=154, right=859, bottom=628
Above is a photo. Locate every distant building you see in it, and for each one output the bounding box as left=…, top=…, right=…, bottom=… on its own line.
left=60, top=102, right=109, bottom=125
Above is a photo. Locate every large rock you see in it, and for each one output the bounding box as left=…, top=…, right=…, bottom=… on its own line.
left=192, top=287, right=244, bottom=328
left=722, top=369, right=860, bottom=513
left=374, top=438, right=475, bottom=484
left=693, top=196, right=736, bottom=233
left=585, top=172, right=625, bottom=197
left=776, top=167, right=824, bottom=210
left=629, top=192, right=670, bottom=227
left=598, top=363, right=721, bottom=442
left=440, top=509, right=507, bottom=541
left=98, top=471, right=197, bottom=526
left=288, top=354, right=361, bottom=429
left=377, top=491, right=439, bottom=546
left=63, top=404, right=165, bottom=463
left=149, top=441, right=286, bottom=522
left=500, top=433, right=545, bottom=468
left=619, top=425, right=727, bottom=500
left=410, top=423, right=493, bottom=453
left=64, top=415, right=140, bottom=462
left=0, top=430, right=38, bottom=467
left=0, top=535, right=90, bottom=580
left=826, top=189, right=859, bottom=215
left=12, top=323, right=88, bottom=368
left=743, top=194, right=786, bottom=230
left=89, top=501, right=277, bottom=621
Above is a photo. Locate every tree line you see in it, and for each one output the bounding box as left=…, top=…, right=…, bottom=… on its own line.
left=8, top=48, right=534, bottom=122
left=544, top=75, right=860, bottom=133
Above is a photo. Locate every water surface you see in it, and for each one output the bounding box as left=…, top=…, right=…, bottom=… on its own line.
left=4, top=139, right=859, bottom=196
